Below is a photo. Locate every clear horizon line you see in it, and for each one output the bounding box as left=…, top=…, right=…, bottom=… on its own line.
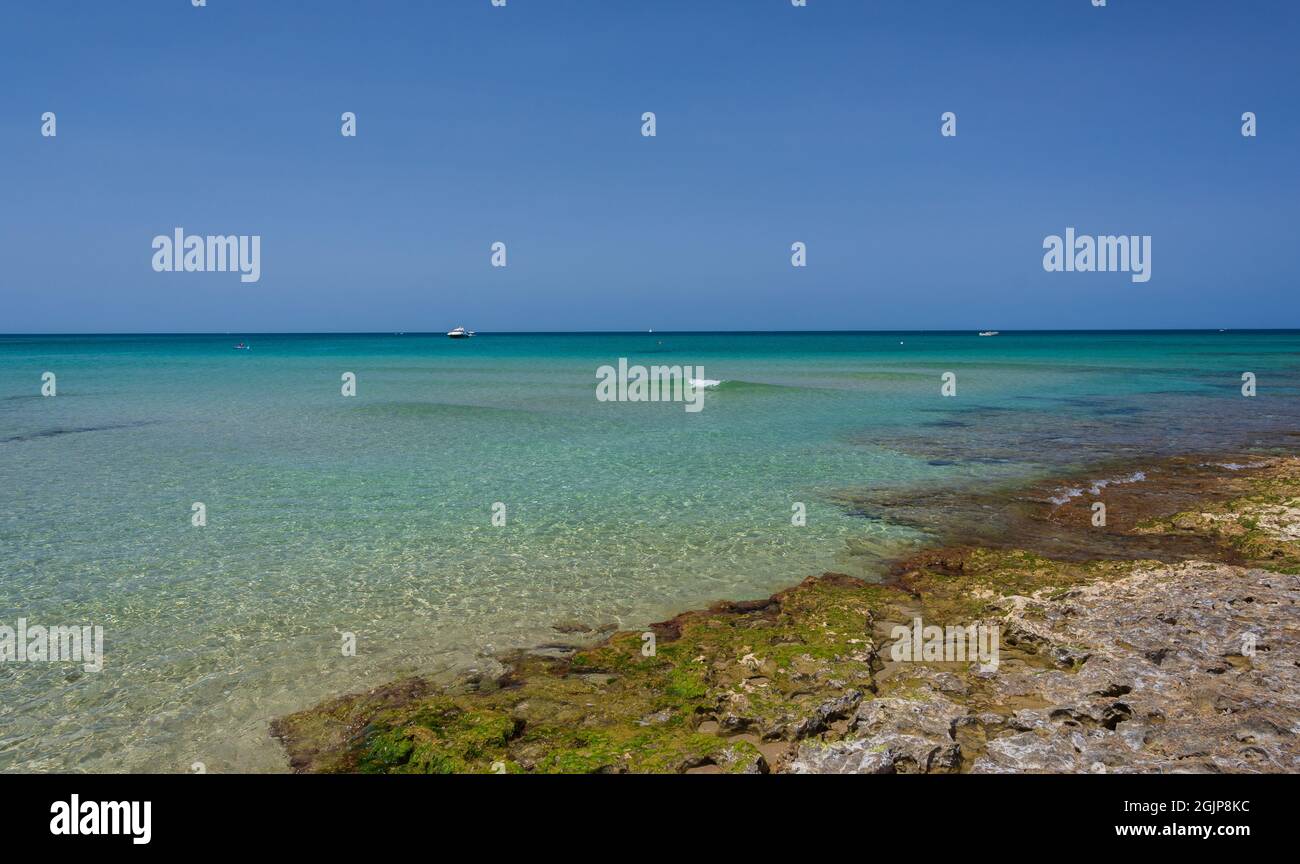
left=1, top=327, right=1296, bottom=337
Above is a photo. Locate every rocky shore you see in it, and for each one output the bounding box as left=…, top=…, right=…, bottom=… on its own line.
left=272, top=454, right=1300, bottom=773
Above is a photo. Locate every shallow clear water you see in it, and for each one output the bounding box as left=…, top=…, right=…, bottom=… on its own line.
left=2, top=330, right=1299, bottom=772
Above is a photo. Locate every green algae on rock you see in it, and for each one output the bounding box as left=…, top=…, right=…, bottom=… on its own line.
left=1134, top=458, right=1300, bottom=573
left=273, top=573, right=905, bottom=774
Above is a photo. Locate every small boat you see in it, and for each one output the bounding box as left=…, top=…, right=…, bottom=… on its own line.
left=234, top=342, right=250, bottom=350
left=978, top=331, right=999, bottom=337
left=446, top=326, right=472, bottom=339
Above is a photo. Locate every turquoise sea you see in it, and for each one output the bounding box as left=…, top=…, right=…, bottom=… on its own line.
left=3, top=331, right=1300, bottom=772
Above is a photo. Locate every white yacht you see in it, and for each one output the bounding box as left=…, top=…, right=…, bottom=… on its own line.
left=978, top=331, right=999, bottom=337
left=447, top=326, right=472, bottom=339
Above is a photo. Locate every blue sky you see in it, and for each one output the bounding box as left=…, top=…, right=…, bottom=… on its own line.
left=1, top=0, right=1297, bottom=332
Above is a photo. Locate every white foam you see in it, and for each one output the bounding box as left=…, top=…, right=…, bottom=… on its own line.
left=1047, top=487, right=1084, bottom=506
left=1204, top=461, right=1269, bottom=471
left=1047, top=470, right=1148, bottom=506
left=1089, top=471, right=1146, bottom=495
